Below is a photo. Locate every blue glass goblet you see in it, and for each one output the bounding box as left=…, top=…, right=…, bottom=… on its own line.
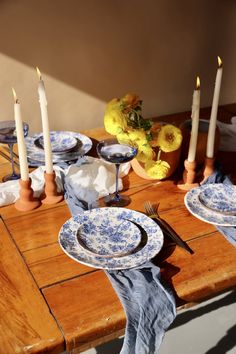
left=0, top=120, right=29, bottom=182
left=96, top=138, right=138, bottom=207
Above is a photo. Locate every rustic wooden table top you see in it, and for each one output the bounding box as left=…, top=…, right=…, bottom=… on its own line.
left=0, top=104, right=236, bottom=353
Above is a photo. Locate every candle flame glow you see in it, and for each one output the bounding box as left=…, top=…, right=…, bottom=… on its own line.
left=36, top=67, right=42, bottom=80
left=12, top=88, right=18, bottom=103
left=217, top=56, right=222, bottom=67
left=196, top=76, right=200, bottom=89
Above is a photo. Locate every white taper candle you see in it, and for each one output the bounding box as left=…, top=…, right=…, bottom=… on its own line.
left=206, top=56, right=223, bottom=158
left=12, top=88, right=29, bottom=181
left=187, top=77, right=200, bottom=162
left=36, top=67, right=53, bottom=174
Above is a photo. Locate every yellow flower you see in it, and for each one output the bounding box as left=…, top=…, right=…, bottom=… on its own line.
left=136, top=145, right=154, bottom=163
left=117, top=131, right=132, bottom=145
left=156, top=124, right=182, bottom=152
left=104, top=101, right=127, bottom=135
left=128, top=129, right=147, bottom=144
left=144, top=160, right=170, bottom=179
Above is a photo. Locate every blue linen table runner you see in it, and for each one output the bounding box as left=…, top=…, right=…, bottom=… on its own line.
left=63, top=177, right=176, bottom=354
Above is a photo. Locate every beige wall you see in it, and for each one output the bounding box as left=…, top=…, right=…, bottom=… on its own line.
left=0, top=0, right=235, bottom=134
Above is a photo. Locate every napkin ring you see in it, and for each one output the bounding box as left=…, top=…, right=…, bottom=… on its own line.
left=41, top=171, right=64, bottom=204
left=15, top=178, right=41, bottom=211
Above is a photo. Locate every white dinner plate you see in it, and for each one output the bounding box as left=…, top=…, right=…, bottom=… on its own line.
left=58, top=207, right=164, bottom=270
left=184, top=185, right=236, bottom=226
left=25, top=131, right=92, bottom=164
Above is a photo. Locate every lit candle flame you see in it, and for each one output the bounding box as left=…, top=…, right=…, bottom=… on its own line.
left=196, top=76, right=200, bottom=89
left=36, top=67, right=42, bottom=80
left=12, top=88, right=18, bottom=103
left=217, top=56, right=222, bottom=68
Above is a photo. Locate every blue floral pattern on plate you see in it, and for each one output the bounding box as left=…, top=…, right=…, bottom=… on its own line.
left=185, top=185, right=236, bottom=226
left=198, top=184, right=236, bottom=214
left=58, top=207, right=164, bottom=270
left=37, top=132, right=77, bottom=153
left=25, top=131, right=92, bottom=164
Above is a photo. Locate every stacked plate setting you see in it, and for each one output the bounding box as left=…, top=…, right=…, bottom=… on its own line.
left=59, top=207, right=164, bottom=270
left=25, top=131, right=92, bottom=166
left=185, top=184, right=236, bottom=226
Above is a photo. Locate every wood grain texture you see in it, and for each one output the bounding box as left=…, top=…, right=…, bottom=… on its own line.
left=43, top=270, right=125, bottom=352
left=0, top=218, right=64, bottom=354
left=5, top=205, right=71, bottom=251
left=43, top=233, right=236, bottom=353
left=24, top=243, right=94, bottom=288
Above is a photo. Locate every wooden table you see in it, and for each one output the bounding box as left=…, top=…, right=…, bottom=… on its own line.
left=1, top=105, right=236, bottom=353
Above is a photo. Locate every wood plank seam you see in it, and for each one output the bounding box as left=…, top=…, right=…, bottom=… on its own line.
left=41, top=269, right=99, bottom=291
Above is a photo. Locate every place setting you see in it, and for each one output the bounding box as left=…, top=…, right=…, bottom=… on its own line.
left=58, top=207, right=164, bottom=270
left=25, top=130, right=92, bottom=166
left=184, top=183, right=236, bottom=227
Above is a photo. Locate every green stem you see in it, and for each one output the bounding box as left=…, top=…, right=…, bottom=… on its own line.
left=157, top=148, right=162, bottom=160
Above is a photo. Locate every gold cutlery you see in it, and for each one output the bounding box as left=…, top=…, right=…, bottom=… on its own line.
left=144, top=201, right=194, bottom=254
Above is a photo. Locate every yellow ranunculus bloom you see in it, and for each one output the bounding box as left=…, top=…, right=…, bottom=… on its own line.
left=144, top=160, right=170, bottom=179
left=136, top=145, right=154, bottom=163
left=104, top=105, right=127, bottom=136
left=156, top=124, right=182, bottom=152
left=128, top=129, right=148, bottom=144
left=106, top=98, right=120, bottom=112
left=117, top=132, right=132, bottom=145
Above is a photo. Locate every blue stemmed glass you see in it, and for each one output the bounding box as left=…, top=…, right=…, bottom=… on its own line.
left=0, top=120, right=29, bottom=182
left=96, top=138, right=138, bottom=207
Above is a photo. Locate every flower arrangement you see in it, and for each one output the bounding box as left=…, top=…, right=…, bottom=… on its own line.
left=104, top=93, right=183, bottom=179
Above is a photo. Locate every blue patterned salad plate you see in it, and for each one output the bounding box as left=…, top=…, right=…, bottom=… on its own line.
left=25, top=131, right=92, bottom=164
left=37, top=132, right=77, bottom=153
left=185, top=184, right=236, bottom=226
left=198, top=184, right=236, bottom=214
left=59, top=207, right=164, bottom=270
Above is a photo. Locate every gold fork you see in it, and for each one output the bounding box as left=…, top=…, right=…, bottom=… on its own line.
left=144, top=201, right=194, bottom=254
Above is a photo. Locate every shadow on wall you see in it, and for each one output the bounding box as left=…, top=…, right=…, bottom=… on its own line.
left=0, top=0, right=235, bottom=114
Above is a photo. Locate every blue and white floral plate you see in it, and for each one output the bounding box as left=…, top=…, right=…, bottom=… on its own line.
left=198, top=184, right=236, bottom=214
left=185, top=185, right=236, bottom=226
left=36, top=132, right=78, bottom=153
left=25, top=131, right=92, bottom=164
left=59, top=207, right=164, bottom=270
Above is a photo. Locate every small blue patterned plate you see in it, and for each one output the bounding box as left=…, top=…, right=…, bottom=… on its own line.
left=198, top=184, right=236, bottom=214
left=59, top=207, right=164, bottom=270
left=37, top=132, right=77, bottom=153
left=185, top=185, right=236, bottom=226
left=26, top=131, right=92, bottom=164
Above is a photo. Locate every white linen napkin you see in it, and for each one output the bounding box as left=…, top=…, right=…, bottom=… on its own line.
left=0, top=157, right=130, bottom=207
left=65, top=157, right=130, bottom=205
left=217, top=117, right=236, bottom=151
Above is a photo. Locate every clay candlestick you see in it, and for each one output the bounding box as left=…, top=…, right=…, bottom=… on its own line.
left=15, top=178, right=41, bottom=211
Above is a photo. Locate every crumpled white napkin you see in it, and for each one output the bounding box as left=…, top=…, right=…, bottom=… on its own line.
left=65, top=157, right=130, bottom=208
left=0, top=157, right=130, bottom=207
left=217, top=117, right=236, bottom=151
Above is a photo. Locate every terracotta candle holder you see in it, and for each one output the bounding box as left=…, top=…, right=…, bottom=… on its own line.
left=15, top=178, right=41, bottom=211
left=177, top=159, right=199, bottom=191
left=201, top=156, right=215, bottom=184
left=41, top=171, right=64, bottom=204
